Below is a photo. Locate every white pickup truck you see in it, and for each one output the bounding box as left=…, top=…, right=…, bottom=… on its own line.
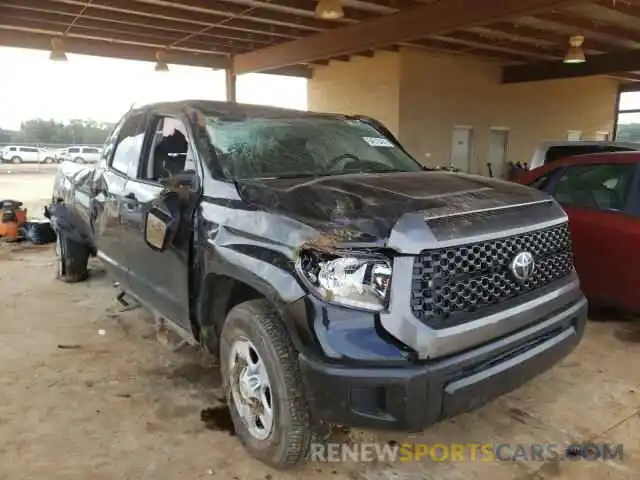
left=528, top=140, right=640, bottom=170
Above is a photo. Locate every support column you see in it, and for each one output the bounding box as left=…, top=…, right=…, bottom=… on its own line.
left=226, top=64, right=237, bottom=103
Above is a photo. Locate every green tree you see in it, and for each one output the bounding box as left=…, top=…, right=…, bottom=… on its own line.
left=7, top=118, right=115, bottom=145
left=616, top=123, right=640, bottom=142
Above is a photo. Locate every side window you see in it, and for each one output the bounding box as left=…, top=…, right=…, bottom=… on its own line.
left=140, top=116, right=195, bottom=182
left=553, top=163, right=636, bottom=212
left=101, top=118, right=125, bottom=163
left=69, top=147, right=80, bottom=154
left=110, top=113, right=145, bottom=177
left=528, top=173, right=553, bottom=190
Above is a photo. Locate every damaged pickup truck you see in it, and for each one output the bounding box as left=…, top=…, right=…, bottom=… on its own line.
left=48, top=100, right=587, bottom=468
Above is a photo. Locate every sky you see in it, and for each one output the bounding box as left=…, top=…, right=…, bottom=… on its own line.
left=618, top=91, right=640, bottom=125
left=0, top=46, right=308, bottom=131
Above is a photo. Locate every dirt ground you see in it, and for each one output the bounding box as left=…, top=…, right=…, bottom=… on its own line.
left=1, top=166, right=640, bottom=480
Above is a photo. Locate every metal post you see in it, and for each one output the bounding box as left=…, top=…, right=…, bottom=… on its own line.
left=226, top=64, right=237, bottom=103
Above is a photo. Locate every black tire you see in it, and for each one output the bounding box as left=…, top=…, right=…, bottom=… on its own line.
left=11, top=156, right=22, bottom=164
left=43, top=157, right=54, bottom=164
left=220, top=299, right=315, bottom=469
left=55, top=233, right=90, bottom=283
left=74, top=157, right=85, bottom=164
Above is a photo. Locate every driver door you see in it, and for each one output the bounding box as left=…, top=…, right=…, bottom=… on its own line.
left=120, top=114, right=200, bottom=331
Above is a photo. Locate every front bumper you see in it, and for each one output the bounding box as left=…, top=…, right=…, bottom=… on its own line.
left=299, top=295, right=587, bottom=430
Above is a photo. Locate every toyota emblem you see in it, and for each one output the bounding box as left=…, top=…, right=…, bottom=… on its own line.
left=510, top=251, right=535, bottom=282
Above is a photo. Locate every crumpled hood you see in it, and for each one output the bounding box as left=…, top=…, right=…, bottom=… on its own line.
left=236, top=171, right=551, bottom=243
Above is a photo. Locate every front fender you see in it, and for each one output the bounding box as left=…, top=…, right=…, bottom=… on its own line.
left=193, top=229, right=312, bottom=354
left=210, top=244, right=305, bottom=304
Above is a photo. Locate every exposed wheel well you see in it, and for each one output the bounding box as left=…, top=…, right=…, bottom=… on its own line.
left=226, top=281, right=263, bottom=315
left=198, top=274, right=266, bottom=354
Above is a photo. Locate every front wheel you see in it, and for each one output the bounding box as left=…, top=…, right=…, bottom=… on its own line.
left=74, top=157, right=85, bottom=164
left=11, top=156, right=22, bottom=164
left=220, top=299, right=315, bottom=469
left=55, top=233, right=90, bottom=283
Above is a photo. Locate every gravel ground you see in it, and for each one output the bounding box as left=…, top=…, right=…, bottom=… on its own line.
left=1, top=169, right=640, bottom=480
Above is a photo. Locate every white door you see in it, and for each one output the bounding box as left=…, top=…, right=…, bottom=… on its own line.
left=488, top=129, right=509, bottom=178
left=20, top=147, right=40, bottom=162
left=451, top=126, right=472, bottom=172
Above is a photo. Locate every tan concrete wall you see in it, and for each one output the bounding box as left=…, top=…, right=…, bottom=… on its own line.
left=399, top=48, right=619, bottom=176
left=307, top=52, right=401, bottom=135
left=308, top=48, right=618, bottom=178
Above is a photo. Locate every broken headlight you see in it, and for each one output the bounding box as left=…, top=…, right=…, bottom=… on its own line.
left=296, top=250, right=392, bottom=312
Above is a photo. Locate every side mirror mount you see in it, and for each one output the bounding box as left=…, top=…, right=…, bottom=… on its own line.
left=158, top=170, right=197, bottom=189
left=144, top=207, right=175, bottom=252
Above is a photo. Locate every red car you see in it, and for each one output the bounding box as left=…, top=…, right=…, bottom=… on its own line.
left=516, top=152, right=640, bottom=313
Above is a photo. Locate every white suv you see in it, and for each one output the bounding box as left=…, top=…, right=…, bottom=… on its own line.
left=63, top=146, right=102, bottom=163
left=1, top=146, right=56, bottom=164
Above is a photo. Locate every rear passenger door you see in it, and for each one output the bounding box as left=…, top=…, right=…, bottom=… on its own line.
left=551, top=163, right=640, bottom=308
left=68, top=147, right=80, bottom=162
left=81, top=147, right=99, bottom=163
left=120, top=113, right=200, bottom=331
left=95, top=111, right=147, bottom=288
left=20, top=147, right=39, bottom=163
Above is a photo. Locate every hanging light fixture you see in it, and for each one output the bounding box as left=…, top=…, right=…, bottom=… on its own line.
left=564, top=35, right=586, bottom=64
left=49, top=37, right=68, bottom=62
left=315, top=0, right=344, bottom=19
left=154, top=50, right=169, bottom=71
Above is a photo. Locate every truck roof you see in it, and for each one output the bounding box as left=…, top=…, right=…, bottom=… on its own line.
left=130, top=99, right=347, bottom=121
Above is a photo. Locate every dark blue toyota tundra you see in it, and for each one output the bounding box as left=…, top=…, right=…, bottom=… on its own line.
left=47, top=100, right=587, bottom=469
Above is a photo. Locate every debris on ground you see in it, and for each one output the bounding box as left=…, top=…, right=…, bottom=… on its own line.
left=20, top=220, right=56, bottom=245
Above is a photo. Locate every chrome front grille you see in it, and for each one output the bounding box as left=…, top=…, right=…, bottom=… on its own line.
left=410, top=223, right=574, bottom=329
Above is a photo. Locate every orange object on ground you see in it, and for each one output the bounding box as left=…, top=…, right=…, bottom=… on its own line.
left=0, top=200, right=27, bottom=242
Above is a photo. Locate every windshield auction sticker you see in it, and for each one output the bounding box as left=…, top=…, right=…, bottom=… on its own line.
left=363, top=136, right=394, bottom=148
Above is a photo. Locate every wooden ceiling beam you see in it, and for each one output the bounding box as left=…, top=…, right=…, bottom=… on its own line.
left=470, top=22, right=612, bottom=52
left=224, top=0, right=378, bottom=22
left=427, top=32, right=561, bottom=60
left=0, top=28, right=231, bottom=67
left=408, top=39, right=532, bottom=63
left=130, top=0, right=336, bottom=31
left=232, top=0, right=581, bottom=73
left=0, top=15, right=257, bottom=53
left=533, top=11, right=640, bottom=46
left=616, top=73, right=640, bottom=82
left=597, top=0, right=640, bottom=19
left=0, top=25, right=311, bottom=77
left=620, top=80, right=640, bottom=92
left=0, top=22, right=241, bottom=55
left=0, top=8, right=278, bottom=48
left=39, top=0, right=316, bottom=38
left=502, top=49, right=640, bottom=83
left=0, top=1, right=283, bottom=44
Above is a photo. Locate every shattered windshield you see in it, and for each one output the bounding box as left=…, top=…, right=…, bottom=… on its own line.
left=204, top=116, right=423, bottom=180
